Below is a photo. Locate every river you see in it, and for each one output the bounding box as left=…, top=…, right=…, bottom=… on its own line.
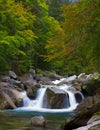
left=0, top=110, right=75, bottom=130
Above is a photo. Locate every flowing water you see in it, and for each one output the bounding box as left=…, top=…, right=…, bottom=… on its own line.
left=0, top=110, right=75, bottom=130
left=18, top=83, right=84, bottom=112
left=0, top=77, right=84, bottom=130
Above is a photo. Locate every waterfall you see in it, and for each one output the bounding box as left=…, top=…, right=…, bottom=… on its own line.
left=33, top=88, right=46, bottom=108
left=60, top=84, right=78, bottom=109
left=67, top=91, right=77, bottom=107
left=16, top=78, right=84, bottom=113
left=21, top=91, right=34, bottom=107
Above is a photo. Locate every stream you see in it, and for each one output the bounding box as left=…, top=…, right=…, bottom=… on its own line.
left=0, top=76, right=84, bottom=130
left=0, top=110, right=75, bottom=130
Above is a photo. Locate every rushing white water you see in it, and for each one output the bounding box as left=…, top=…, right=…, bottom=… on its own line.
left=16, top=84, right=84, bottom=113
left=60, top=84, right=78, bottom=108
left=33, top=88, right=46, bottom=108
left=52, top=78, right=66, bottom=84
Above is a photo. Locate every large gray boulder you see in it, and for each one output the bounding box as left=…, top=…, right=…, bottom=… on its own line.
left=43, top=87, right=70, bottom=109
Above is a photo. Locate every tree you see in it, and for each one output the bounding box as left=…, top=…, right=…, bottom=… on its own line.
left=45, top=0, right=100, bottom=74
left=0, top=0, right=36, bottom=73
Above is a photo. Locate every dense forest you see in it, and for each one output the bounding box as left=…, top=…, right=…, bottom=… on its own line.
left=0, top=0, right=100, bottom=75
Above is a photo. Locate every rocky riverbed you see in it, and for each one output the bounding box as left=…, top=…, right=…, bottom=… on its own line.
left=0, top=70, right=100, bottom=130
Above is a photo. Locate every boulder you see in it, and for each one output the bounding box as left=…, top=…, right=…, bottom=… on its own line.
left=75, top=93, right=83, bottom=103
left=42, top=71, right=62, bottom=80
left=61, top=88, right=100, bottom=130
left=88, top=123, right=100, bottom=130
left=20, top=74, right=38, bottom=88
left=0, top=75, right=10, bottom=82
left=39, top=76, right=52, bottom=85
left=9, top=70, right=17, bottom=79
left=57, top=75, right=77, bottom=86
left=19, top=74, right=38, bottom=99
left=43, top=87, right=70, bottom=109
left=0, top=82, right=11, bottom=88
left=0, top=88, right=23, bottom=109
left=74, top=74, right=100, bottom=97
left=73, top=113, right=100, bottom=130
left=29, top=69, right=36, bottom=79
left=26, top=85, right=38, bottom=99
left=31, top=116, right=47, bottom=127
left=82, top=79, right=100, bottom=96
left=73, top=120, right=100, bottom=130
left=87, top=113, right=100, bottom=124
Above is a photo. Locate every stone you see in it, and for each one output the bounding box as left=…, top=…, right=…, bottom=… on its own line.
left=2, top=91, right=17, bottom=109
left=73, top=120, right=100, bottom=130
left=88, top=123, right=100, bottom=130
left=31, top=116, right=47, bottom=127
left=87, top=113, right=100, bottom=124
left=43, top=87, right=70, bottom=109
left=9, top=70, right=17, bottom=79
left=0, top=88, right=23, bottom=109
left=29, top=69, right=36, bottom=78
left=39, top=76, right=52, bottom=85
left=0, top=75, right=10, bottom=82
left=61, top=88, right=100, bottom=130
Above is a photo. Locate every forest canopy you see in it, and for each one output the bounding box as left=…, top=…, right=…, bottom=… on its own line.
left=0, top=0, right=100, bottom=75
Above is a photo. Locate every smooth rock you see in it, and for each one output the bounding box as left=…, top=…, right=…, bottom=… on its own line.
left=31, top=116, right=47, bottom=127
left=9, top=71, right=17, bottom=79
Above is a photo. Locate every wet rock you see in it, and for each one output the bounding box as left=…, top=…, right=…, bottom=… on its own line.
left=61, top=87, right=100, bottom=130
left=43, top=87, right=70, bottom=109
left=83, top=79, right=100, bottom=96
left=26, top=85, right=38, bottom=99
left=75, top=93, right=83, bottom=103
left=31, top=116, right=47, bottom=127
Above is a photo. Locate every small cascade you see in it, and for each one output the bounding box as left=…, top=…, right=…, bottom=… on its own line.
left=67, top=91, right=77, bottom=107
left=17, top=78, right=84, bottom=113
left=34, top=88, right=46, bottom=108
left=60, top=84, right=78, bottom=109
left=21, top=91, right=33, bottom=107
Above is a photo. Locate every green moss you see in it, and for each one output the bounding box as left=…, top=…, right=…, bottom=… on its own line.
left=94, top=112, right=100, bottom=116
